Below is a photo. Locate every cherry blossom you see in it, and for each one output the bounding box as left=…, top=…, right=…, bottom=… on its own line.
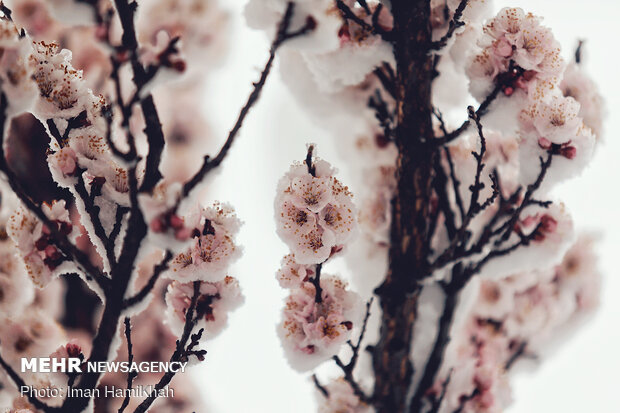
left=468, top=7, right=564, bottom=101
left=317, top=378, right=371, bottom=413
left=279, top=276, right=362, bottom=371
left=165, top=276, right=244, bottom=338
left=275, top=156, right=356, bottom=265
left=8, top=200, right=77, bottom=287
left=167, top=203, right=242, bottom=282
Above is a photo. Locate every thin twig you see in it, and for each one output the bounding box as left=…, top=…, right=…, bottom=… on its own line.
left=181, top=2, right=312, bottom=200
left=313, top=374, right=329, bottom=398
left=123, top=251, right=173, bottom=308
left=133, top=281, right=205, bottom=413
left=335, top=0, right=391, bottom=40
left=331, top=298, right=374, bottom=403
left=430, top=0, right=470, bottom=50
left=118, top=317, right=138, bottom=413
left=434, top=80, right=503, bottom=146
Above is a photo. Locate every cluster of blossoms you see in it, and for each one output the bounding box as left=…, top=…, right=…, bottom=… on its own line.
left=467, top=7, right=563, bottom=100
left=465, top=8, right=598, bottom=189
left=432, top=235, right=600, bottom=413
left=9, top=0, right=227, bottom=182
left=275, top=151, right=363, bottom=371
left=9, top=200, right=77, bottom=287
left=275, top=155, right=356, bottom=264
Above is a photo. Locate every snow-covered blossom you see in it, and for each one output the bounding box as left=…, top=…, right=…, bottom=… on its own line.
left=165, top=276, right=243, bottom=337
left=0, top=309, right=64, bottom=364
left=277, top=253, right=314, bottom=289
left=276, top=157, right=356, bottom=265
left=279, top=276, right=362, bottom=371
left=43, top=0, right=97, bottom=26
left=137, top=0, right=229, bottom=75
left=467, top=8, right=564, bottom=101
left=8, top=200, right=77, bottom=287
left=478, top=203, right=575, bottom=280
left=317, top=378, right=371, bottom=413
left=359, top=165, right=396, bottom=244
left=560, top=62, right=605, bottom=139
left=435, top=234, right=599, bottom=412
left=167, top=203, right=242, bottom=282
left=246, top=0, right=340, bottom=52
left=518, top=92, right=595, bottom=188
left=0, top=19, right=38, bottom=115
left=7, top=0, right=57, bottom=38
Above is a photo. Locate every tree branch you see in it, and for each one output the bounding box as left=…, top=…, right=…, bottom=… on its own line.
left=133, top=281, right=205, bottom=413
left=118, top=317, right=138, bottom=413
left=430, top=0, right=469, bottom=50
left=123, top=250, right=173, bottom=308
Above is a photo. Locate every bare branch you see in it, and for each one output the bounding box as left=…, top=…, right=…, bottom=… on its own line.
left=430, top=0, right=469, bottom=50
left=182, top=2, right=313, bottom=200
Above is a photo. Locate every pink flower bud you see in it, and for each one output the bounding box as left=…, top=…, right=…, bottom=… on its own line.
left=338, top=25, right=351, bottom=46
left=540, top=214, right=558, bottom=233
left=560, top=146, right=577, bottom=159
left=35, top=237, right=48, bottom=251
left=45, top=245, right=60, bottom=260
left=150, top=217, right=165, bottom=233
left=301, top=345, right=315, bottom=355
left=169, top=214, right=184, bottom=230
left=538, top=137, right=552, bottom=149
left=66, top=342, right=82, bottom=358
left=58, top=220, right=73, bottom=235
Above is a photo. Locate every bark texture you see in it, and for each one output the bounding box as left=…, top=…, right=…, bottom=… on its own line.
left=372, top=1, right=436, bottom=411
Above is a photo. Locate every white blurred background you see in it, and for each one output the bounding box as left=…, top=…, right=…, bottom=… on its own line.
left=190, top=1, right=619, bottom=412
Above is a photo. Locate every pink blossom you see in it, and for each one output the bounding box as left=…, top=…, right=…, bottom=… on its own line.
left=0, top=309, right=65, bottom=364
left=167, top=203, right=241, bottom=282
left=276, top=254, right=314, bottom=288
left=276, top=157, right=357, bottom=265
left=279, top=276, right=362, bottom=371
left=165, top=276, right=244, bottom=338
left=468, top=8, right=564, bottom=101
left=48, top=147, right=77, bottom=177
left=317, top=378, right=371, bottom=413
left=8, top=201, right=76, bottom=287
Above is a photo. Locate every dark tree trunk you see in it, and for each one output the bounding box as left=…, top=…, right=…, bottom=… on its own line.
left=372, top=1, right=436, bottom=411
